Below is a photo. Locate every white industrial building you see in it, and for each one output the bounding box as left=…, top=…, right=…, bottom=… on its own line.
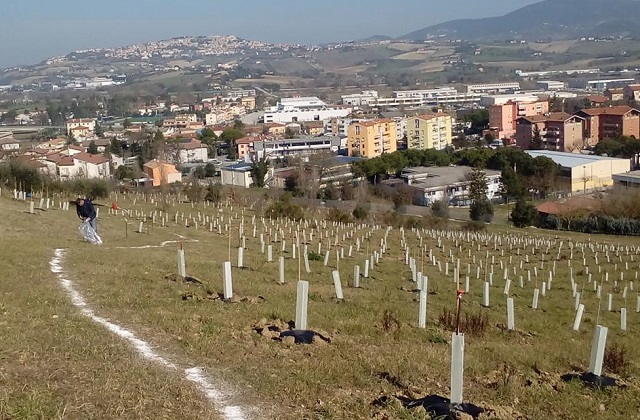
left=466, top=83, right=521, bottom=94
left=260, top=97, right=352, bottom=124
left=525, top=151, right=631, bottom=193
left=481, top=94, right=542, bottom=106
left=380, top=166, right=502, bottom=206
left=253, top=136, right=342, bottom=160
left=341, top=90, right=379, bottom=106
left=375, top=88, right=480, bottom=108
left=536, top=81, right=566, bottom=90
left=220, top=162, right=274, bottom=188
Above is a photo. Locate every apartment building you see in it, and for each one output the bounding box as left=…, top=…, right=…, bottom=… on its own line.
left=575, top=106, right=640, bottom=146
left=66, top=118, right=96, bottom=135
left=489, top=100, right=549, bottom=139
left=406, top=114, right=452, bottom=151
left=347, top=119, right=397, bottom=158
left=163, top=114, right=201, bottom=130
left=515, top=112, right=585, bottom=152
left=327, top=117, right=359, bottom=137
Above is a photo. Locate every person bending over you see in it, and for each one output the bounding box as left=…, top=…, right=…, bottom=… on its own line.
left=76, top=197, right=98, bottom=233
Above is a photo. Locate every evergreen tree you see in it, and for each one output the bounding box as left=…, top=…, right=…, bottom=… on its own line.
left=468, top=167, right=494, bottom=222
left=250, top=156, right=270, bottom=187
left=87, top=140, right=98, bottom=154
left=530, top=125, right=544, bottom=150
left=94, top=122, right=105, bottom=138
left=510, top=199, right=538, bottom=228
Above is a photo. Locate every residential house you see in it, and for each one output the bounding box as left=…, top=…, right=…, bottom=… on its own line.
left=59, top=145, right=85, bottom=156
left=43, top=154, right=76, bottom=178
left=235, top=137, right=256, bottom=160
left=347, top=119, right=398, bottom=158
left=515, top=112, right=585, bottom=152
left=283, top=122, right=300, bottom=135
left=303, top=121, right=325, bottom=136
left=69, top=125, right=92, bottom=140
left=625, top=84, right=640, bottom=102
left=81, top=138, right=111, bottom=153
left=406, top=113, right=452, bottom=151
left=73, top=153, right=111, bottom=179
left=240, top=96, right=256, bottom=111
left=604, top=88, right=625, bottom=102
left=142, top=160, right=182, bottom=186
left=174, top=138, right=208, bottom=164
left=39, top=138, right=69, bottom=152
left=66, top=118, right=96, bottom=134
left=265, top=123, right=286, bottom=136
left=489, top=100, right=549, bottom=139
left=575, top=106, right=640, bottom=146
left=0, top=135, right=20, bottom=151
left=586, top=95, right=608, bottom=107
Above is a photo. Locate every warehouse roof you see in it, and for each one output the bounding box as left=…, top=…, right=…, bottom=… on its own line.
left=525, top=150, right=629, bottom=169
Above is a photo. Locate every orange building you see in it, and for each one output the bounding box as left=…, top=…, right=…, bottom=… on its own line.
left=347, top=119, right=397, bottom=158
left=575, top=106, right=640, bottom=146
left=489, top=100, right=549, bottom=139
left=142, top=160, right=182, bottom=186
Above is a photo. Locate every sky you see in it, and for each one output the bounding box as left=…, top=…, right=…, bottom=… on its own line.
left=0, top=0, right=539, bottom=69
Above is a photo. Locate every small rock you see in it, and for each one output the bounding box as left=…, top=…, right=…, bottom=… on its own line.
left=52, top=315, right=58, bottom=319
left=600, top=404, right=606, bottom=411
left=282, top=336, right=296, bottom=346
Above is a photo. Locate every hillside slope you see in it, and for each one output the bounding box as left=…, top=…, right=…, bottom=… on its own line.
left=402, top=0, right=640, bottom=41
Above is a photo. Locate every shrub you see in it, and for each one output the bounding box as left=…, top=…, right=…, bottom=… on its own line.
left=326, top=208, right=353, bottom=224
left=604, top=343, right=629, bottom=375
left=183, top=180, right=205, bottom=203
left=431, top=199, right=450, bottom=219
left=510, top=199, right=538, bottom=228
left=470, top=197, right=494, bottom=223
left=68, top=178, right=111, bottom=200
left=381, top=310, right=401, bottom=333
left=265, top=194, right=304, bottom=221
left=352, top=204, right=369, bottom=220
left=461, top=221, right=486, bottom=232
left=438, top=308, right=488, bottom=337
left=0, top=160, right=46, bottom=192
left=204, top=183, right=222, bottom=204
left=307, top=251, right=323, bottom=261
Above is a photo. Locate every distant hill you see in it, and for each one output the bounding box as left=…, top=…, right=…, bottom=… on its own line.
left=401, top=0, right=640, bottom=41
left=361, top=35, right=393, bottom=42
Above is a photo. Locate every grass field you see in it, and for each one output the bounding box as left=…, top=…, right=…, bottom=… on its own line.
left=2, top=190, right=640, bottom=419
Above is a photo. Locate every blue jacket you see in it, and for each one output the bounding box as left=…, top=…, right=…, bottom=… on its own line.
left=76, top=200, right=97, bottom=221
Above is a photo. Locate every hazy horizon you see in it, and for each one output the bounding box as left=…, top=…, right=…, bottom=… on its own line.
left=0, top=0, right=539, bottom=69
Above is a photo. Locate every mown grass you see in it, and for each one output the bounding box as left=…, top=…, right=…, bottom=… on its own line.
left=0, top=196, right=219, bottom=420
left=3, top=191, right=640, bottom=419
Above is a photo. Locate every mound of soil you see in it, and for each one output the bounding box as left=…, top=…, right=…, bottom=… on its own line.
left=252, top=318, right=332, bottom=345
